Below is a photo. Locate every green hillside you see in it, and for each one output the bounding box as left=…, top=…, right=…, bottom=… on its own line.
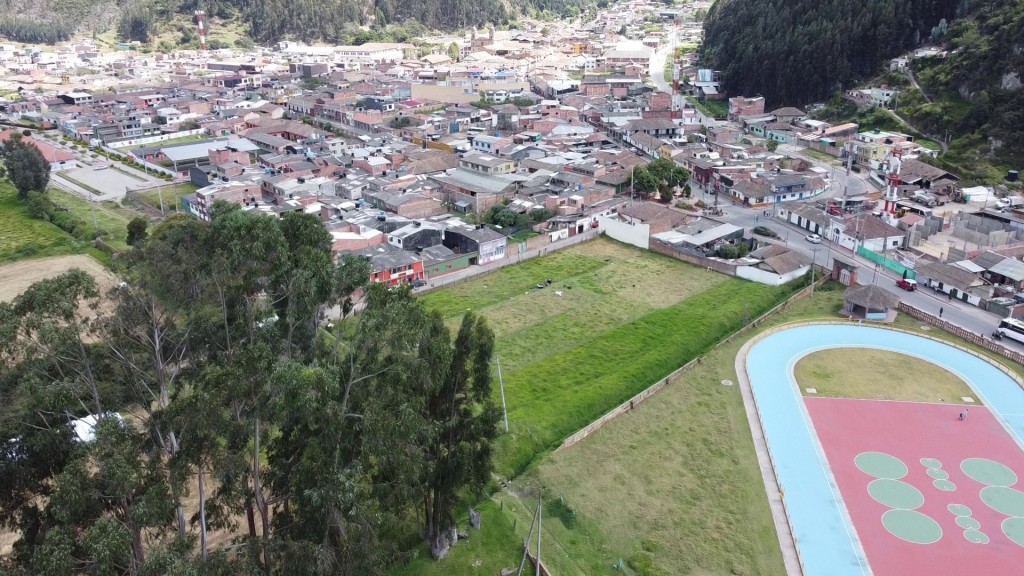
left=701, top=0, right=959, bottom=106
left=0, top=0, right=594, bottom=46
left=899, top=0, right=1024, bottom=182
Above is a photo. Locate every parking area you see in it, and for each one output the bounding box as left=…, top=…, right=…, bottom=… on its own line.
left=58, top=166, right=153, bottom=199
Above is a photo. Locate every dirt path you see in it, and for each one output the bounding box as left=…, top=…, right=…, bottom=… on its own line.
left=0, top=254, right=118, bottom=302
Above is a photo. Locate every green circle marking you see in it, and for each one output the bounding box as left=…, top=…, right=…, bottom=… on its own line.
left=956, top=516, right=981, bottom=530
left=868, top=479, right=925, bottom=509
left=963, top=530, right=989, bottom=544
left=928, top=469, right=950, bottom=480
left=980, top=486, right=1024, bottom=516
left=961, top=458, right=1018, bottom=487
left=1001, top=517, right=1024, bottom=547
left=856, top=452, right=908, bottom=479
left=933, top=479, right=957, bottom=492
left=882, top=509, right=943, bottom=544
left=921, top=458, right=942, bottom=468
left=948, top=504, right=972, bottom=516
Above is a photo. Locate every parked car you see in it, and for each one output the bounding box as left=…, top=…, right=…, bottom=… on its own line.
left=896, top=279, right=918, bottom=291
left=805, top=233, right=822, bottom=244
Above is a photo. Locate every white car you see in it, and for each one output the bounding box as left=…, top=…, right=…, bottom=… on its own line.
left=805, top=233, right=822, bottom=244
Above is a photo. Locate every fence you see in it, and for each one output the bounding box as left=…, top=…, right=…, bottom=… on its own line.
left=415, top=230, right=600, bottom=296
left=558, top=275, right=825, bottom=450
left=898, top=302, right=1024, bottom=368
left=105, top=128, right=205, bottom=149
left=648, top=239, right=739, bottom=276
left=856, top=245, right=916, bottom=279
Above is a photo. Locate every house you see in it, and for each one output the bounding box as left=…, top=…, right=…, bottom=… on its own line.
left=971, top=251, right=1024, bottom=292
left=421, top=244, right=476, bottom=278
left=460, top=152, right=516, bottom=175
left=355, top=243, right=425, bottom=287
left=729, top=96, right=765, bottom=119
left=442, top=224, right=507, bottom=265
left=431, top=169, right=518, bottom=213
left=386, top=221, right=442, bottom=252
left=898, top=159, right=960, bottom=200
left=0, top=129, right=75, bottom=169
left=777, top=201, right=829, bottom=236
left=916, top=261, right=986, bottom=306
left=831, top=214, right=905, bottom=252
left=618, top=202, right=689, bottom=235
left=769, top=107, right=805, bottom=123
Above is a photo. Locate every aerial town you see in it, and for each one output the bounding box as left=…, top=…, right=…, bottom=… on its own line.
left=3, top=0, right=1024, bottom=573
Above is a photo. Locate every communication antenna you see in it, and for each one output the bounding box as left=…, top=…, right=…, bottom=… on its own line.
left=195, top=9, right=209, bottom=51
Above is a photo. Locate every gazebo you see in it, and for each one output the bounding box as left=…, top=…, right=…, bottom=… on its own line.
left=842, top=284, right=901, bottom=322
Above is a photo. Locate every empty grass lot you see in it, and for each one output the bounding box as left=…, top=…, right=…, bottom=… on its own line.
left=795, top=348, right=978, bottom=404
left=0, top=182, right=88, bottom=262
left=49, top=188, right=146, bottom=251
left=419, top=238, right=798, bottom=479
left=132, top=183, right=198, bottom=212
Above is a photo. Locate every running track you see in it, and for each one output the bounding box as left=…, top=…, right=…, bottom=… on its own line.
left=744, top=324, right=1024, bottom=576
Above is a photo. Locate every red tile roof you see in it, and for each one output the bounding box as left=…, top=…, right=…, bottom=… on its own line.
left=0, top=130, right=75, bottom=163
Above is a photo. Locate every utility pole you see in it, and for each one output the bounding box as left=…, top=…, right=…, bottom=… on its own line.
left=536, top=496, right=542, bottom=576
left=496, top=357, right=509, bottom=433
left=810, top=244, right=821, bottom=294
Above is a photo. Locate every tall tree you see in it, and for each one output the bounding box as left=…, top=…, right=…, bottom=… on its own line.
left=1, top=133, right=50, bottom=200
left=423, top=311, right=499, bottom=558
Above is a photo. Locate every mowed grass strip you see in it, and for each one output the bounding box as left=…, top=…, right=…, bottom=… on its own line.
left=0, top=183, right=86, bottom=262
left=795, top=348, right=979, bottom=404
left=495, top=278, right=794, bottom=477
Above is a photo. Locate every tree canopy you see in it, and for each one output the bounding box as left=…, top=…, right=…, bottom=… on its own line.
left=0, top=203, right=501, bottom=573
left=701, top=0, right=960, bottom=105
left=0, top=133, right=50, bottom=200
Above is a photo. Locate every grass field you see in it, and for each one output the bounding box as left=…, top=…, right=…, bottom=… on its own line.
left=132, top=183, right=198, bottom=212
left=0, top=182, right=90, bottom=263
left=795, top=348, right=977, bottom=403
left=420, top=239, right=797, bottom=478
left=800, top=147, right=841, bottom=165
left=49, top=188, right=147, bottom=251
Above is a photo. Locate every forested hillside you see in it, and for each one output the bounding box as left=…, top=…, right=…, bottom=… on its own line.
left=0, top=0, right=592, bottom=45
left=700, top=0, right=961, bottom=105
left=901, top=0, right=1024, bottom=178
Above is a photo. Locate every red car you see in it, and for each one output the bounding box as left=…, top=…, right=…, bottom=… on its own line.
left=896, top=279, right=918, bottom=291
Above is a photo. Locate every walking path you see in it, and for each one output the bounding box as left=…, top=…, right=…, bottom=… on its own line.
left=735, top=339, right=804, bottom=576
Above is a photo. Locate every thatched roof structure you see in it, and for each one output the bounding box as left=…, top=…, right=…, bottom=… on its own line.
left=844, top=284, right=900, bottom=310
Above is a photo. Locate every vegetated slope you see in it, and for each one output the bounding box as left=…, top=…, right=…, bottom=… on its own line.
left=4, top=0, right=589, bottom=45
left=0, top=0, right=120, bottom=43
left=700, top=0, right=959, bottom=106
left=901, top=0, right=1024, bottom=177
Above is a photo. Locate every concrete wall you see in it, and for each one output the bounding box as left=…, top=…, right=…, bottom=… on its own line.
left=597, top=215, right=650, bottom=249
left=106, top=129, right=206, bottom=149
left=648, top=240, right=739, bottom=275
left=737, top=264, right=810, bottom=286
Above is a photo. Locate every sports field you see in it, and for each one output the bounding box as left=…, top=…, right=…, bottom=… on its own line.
left=747, top=324, right=1024, bottom=576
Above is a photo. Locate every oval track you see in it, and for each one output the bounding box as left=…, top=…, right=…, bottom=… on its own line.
left=743, top=324, right=1024, bottom=576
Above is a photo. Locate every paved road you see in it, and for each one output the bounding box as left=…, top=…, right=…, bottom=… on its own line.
left=711, top=202, right=1024, bottom=351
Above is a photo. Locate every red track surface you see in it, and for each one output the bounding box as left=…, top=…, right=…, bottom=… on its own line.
left=805, top=398, right=1024, bottom=576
